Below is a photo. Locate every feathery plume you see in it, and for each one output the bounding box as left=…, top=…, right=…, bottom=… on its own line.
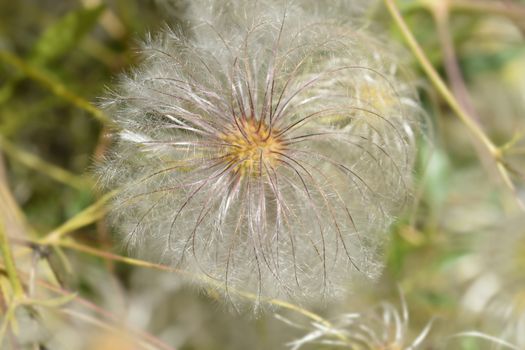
left=459, top=217, right=525, bottom=347
left=277, top=291, right=434, bottom=349
left=99, top=0, right=421, bottom=306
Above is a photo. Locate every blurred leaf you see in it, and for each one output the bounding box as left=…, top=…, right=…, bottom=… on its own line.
left=31, top=4, right=105, bottom=66
left=437, top=248, right=469, bottom=271
left=0, top=5, right=106, bottom=105
left=397, top=0, right=423, bottom=12
left=420, top=289, right=455, bottom=308
left=24, top=293, right=77, bottom=308
left=42, top=191, right=114, bottom=244
left=422, top=146, right=451, bottom=211
left=0, top=135, right=92, bottom=190
left=461, top=46, right=525, bottom=78
left=458, top=337, right=485, bottom=350
left=386, top=225, right=414, bottom=277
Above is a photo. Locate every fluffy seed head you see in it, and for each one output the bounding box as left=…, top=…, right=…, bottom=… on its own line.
left=279, top=292, right=434, bottom=349
left=459, top=217, right=525, bottom=346
left=218, top=118, right=285, bottom=177
left=99, top=0, right=422, bottom=307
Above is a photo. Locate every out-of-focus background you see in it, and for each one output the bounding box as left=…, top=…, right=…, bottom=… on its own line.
left=1, top=0, right=524, bottom=349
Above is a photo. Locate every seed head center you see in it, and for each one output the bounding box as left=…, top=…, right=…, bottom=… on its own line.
left=221, top=119, right=284, bottom=176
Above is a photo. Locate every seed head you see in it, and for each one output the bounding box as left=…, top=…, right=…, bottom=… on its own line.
left=279, top=292, right=434, bottom=349
left=460, top=217, right=525, bottom=346
left=99, top=0, right=422, bottom=307
left=218, top=118, right=285, bottom=177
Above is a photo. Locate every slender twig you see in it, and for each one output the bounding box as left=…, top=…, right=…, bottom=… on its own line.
left=50, top=239, right=343, bottom=337
left=433, top=4, right=480, bottom=124
left=0, top=135, right=92, bottom=190
left=452, top=0, right=525, bottom=20
left=61, top=308, right=165, bottom=350
left=0, top=217, right=24, bottom=297
left=385, top=0, right=494, bottom=152
left=40, top=191, right=116, bottom=244
left=401, top=0, right=525, bottom=20
left=0, top=262, right=176, bottom=350
left=0, top=51, right=110, bottom=124
left=0, top=302, right=16, bottom=343
left=384, top=0, right=524, bottom=210
left=33, top=190, right=348, bottom=341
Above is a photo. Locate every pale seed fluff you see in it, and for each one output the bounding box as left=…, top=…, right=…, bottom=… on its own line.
left=278, top=292, right=434, bottom=350
left=99, top=0, right=421, bottom=306
left=459, top=217, right=525, bottom=348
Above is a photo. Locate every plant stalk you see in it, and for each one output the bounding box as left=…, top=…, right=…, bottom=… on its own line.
left=0, top=218, right=24, bottom=297
left=384, top=0, right=524, bottom=210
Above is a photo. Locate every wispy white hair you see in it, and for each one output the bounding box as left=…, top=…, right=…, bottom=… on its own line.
left=100, top=0, right=422, bottom=308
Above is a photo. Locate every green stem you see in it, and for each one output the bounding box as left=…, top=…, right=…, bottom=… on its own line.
left=451, top=0, right=525, bottom=20
left=0, top=136, right=92, bottom=190
left=0, top=218, right=24, bottom=297
left=433, top=4, right=479, bottom=125
left=385, top=0, right=495, bottom=154
left=51, top=239, right=351, bottom=343
left=0, top=51, right=110, bottom=125
left=403, top=0, right=525, bottom=20
left=40, top=191, right=116, bottom=244
left=384, top=0, right=524, bottom=210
